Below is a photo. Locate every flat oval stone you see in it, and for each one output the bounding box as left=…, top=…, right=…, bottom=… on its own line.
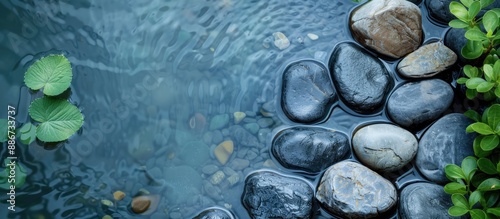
left=387, top=79, right=453, bottom=128
left=416, top=113, right=475, bottom=184
left=242, top=171, right=314, bottom=219
left=330, top=42, right=392, bottom=113
left=353, top=123, right=418, bottom=172
left=316, top=161, right=397, bottom=218
left=272, top=127, right=350, bottom=173
left=350, top=0, right=422, bottom=58
left=398, top=42, right=457, bottom=78
left=399, top=183, right=455, bottom=219
left=281, top=60, right=336, bottom=123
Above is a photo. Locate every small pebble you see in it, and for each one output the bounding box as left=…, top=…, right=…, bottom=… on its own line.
left=101, top=199, right=114, bottom=207
left=102, top=215, right=113, bottom=219
left=210, top=171, right=226, bottom=185
left=233, top=112, right=246, bottom=124
left=307, top=33, right=319, bottom=40
left=131, top=196, right=151, bottom=214
left=113, top=191, right=126, bottom=201
left=273, top=32, right=290, bottom=50
left=214, top=140, right=234, bottom=165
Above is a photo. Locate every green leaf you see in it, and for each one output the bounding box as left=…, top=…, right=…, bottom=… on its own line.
left=460, top=0, right=473, bottom=7
left=483, top=11, right=499, bottom=34
left=444, top=182, right=467, bottom=195
left=457, top=78, right=469, bottom=84
left=466, top=88, right=478, bottom=99
left=446, top=164, right=466, bottom=180
left=468, top=1, right=481, bottom=19
left=0, top=119, right=7, bottom=143
left=465, top=29, right=488, bottom=41
left=462, top=156, right=478, bottom=180
left=477, top=157, right=498, bottom=174
left=450, top=1, right=470, bottom=22
left=485, top=192, right=500, bottom=207
left=452, top=194, right=470, bottom=209
left=465, top=110, right=482, bottom=122
left=19, top=123, right=36, bottom=145
left=495, top=86, right=500, bottom=99
left=474, top=136, right=492, bottom=157
left=483, top=90, right=496, bottom=101
left=469, top=209, right=487, bottom=219
left=480, top=134, right=499, bottom=151
left=487, top=207, right=500, bottom=216
left=449, top=206, right=468, bottom=216
left=487, top=104, right=500, bottom=130
left=480, top=0, right=494, bottom=9
left=494, top=60, right=500, bottom=81
left=449, top=19, right=471, bottom=28
left=24, top=54, right=72, bottom=96
left=462, top=40, right=484, bottom=59
left=469, top=190, right=482, bottom=207
left=0, top=159, right=27, bottom=190
left=467, top=122, right=495, bottom=135
left=28, top=97, right=83, bottom=142
left=477, top=178, right=500, bottom=191
left=464, top=65, right=478, bottom=78
left=466, top=77, right=487, bottom=89
left=476, top=81, right=495, bottom=92
left=483, top=64, right=494, bottom=81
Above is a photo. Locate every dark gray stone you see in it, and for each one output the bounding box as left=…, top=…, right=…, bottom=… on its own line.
left=353, top=123, right=418, bottom=172
left=330, top=42, right=392, bottom=113
left=316, top=161, right=397, bottom=218
left=387, top=79, right=453, bottom=128
left=242, top=171, right=314, bottom=219
left=416, top=113, right=475, bottom=184
left=399, top=183, right=455, bottom=219
left=397, top=42, right=457, bottom=78
left=193, top=207, right=235, bottom=219
left=444, top=28, right=470, bottom=64
left=229, top=125, right=259, bottom=147
left=426, top=0, right=500, bottom=24
left=272, top=127, right=350, bottom=173
left=281, top=60, right=336, bottom=123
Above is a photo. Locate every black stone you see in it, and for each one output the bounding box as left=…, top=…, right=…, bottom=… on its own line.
left=281, top=60, right=336, bottom=123
left=387, top=79, right=453, bottom=128
left=416, top=113, right=475, bottom=184
left=271, top=127, right=350, bottom=173
left=242, top=171, right=314, bottom=219
left=399, top=182, right=455, bottom=219
left=330, top=42, right=392, bottom=113
left=193, top=207, right=235, bottom=219
left=444, top=28, right=470, bottom=64
left=426, top=0, right=500, bottom=24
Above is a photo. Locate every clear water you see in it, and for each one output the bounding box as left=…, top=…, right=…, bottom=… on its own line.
left=0, top=0, right=463, bottom=218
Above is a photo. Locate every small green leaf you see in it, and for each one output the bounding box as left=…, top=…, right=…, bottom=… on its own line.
left=464, top=65, right=478, bottom=78
left=483, top=11, right=499, bottom=34
left=466, top=77, right=487, bottom=89
left=477, top=178, right=500, bottom=191
left=474, top=136, right=492, bottom=157
left=0, top=159, right=27, bottom=190
left=477, top=157, right=497, bottom=174
left=457, top=77, right=469, bottom=84
left=449, top=206, right=468, bottom=216
left=480, top=134, right=499, bottom=151
left=452, top=194, right=469, bottom=209
left=460, top=0, right=473, bottom=7
left=19, top=123, right=36, bottom=145
left=469, top=191, right=482, bottom=207
left=485, top=192, right=499, bottom=207
left=487, top=104, right=500, bottom=130
left=446, top=164, right=466, bottom=180
left=480, top=0, right=494, bottom=9
left=483, top=64, right=494, bottom=81
left=465, top=29, right=488, bottom=41
left=0, top=119, right=7, bottom=143
left=468, top=1, right=481, bottom=19
left=469, top=209, right=487, bottom=219
left=462, top=156, right=477, bottom=180
left=19, top=123, right=32, bottom=133
left=488, top=207, right=500, bottom=216
left=465, top=110, right=482, bottom=122
left=476, top=81, right=495, bottom=92
left=483, top=90, right=496, bottom=101
left=495, top=86, right=500, bottom=99
left=28, top=97, right=83, bottom=142
left=24, top=54, right=72, bottom=96
left=466, top=88, right=478, bottom=99
left=449, top=19, right=471, bottom=28
left=450, top=1, right=470, bottom=22
left=444, top=182, right=467, bottom=195
left=462, top=40, right=484, bottom=59
left=468, top=122, right=495, bottom=135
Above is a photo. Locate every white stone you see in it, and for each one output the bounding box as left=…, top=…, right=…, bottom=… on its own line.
left=273, top=32, right=290, bottom=50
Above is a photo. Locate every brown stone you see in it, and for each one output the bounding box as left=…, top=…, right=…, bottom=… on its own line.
left=397, top=41, right=457, bottom=78
left=350, top=0, right=422, bottom=58
left=214, top=140, right=234, bottom=165
left=131, top=196, right=151, bottom=214
left=113, top=190, right=126, bottom=201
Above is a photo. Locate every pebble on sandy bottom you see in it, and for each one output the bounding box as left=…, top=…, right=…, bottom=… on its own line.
left=273, top=32, right=290, bottom=50
left=214, top=140, right=234, bottom=165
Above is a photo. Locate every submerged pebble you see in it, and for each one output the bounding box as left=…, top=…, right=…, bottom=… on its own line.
left=272, top=32, right=290, bottom=50
left=214, top=140, right=234, bottom=165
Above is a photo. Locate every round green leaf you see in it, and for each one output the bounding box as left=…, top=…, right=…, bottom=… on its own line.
left=487, top=104, right=500, bottom=129
left=477, top=157, right=497, bottom=174
left=446, top=164, right=466, bottom=180
left=452, top=194, right=469, bottom=209
left=480, top=0, right=494, bottom=9
left=477, top=178, right=500, bottom=191
left=483, top=11, right=498, bottom=33
left=462, top=40, right=484, bottom=59
left=450, top=1, right=469, bottom=22
left=466, top=88, right=478, bottom=99
left=480, top=134, right=499, bottom=151
left=449, top=206, right=468, bottom=216
left=465, top=110, right=482, bottom=122
left=468, top=1, right=481, bottom=19
left=469, top=209, right=487, bottom=219
left=468, top=122, right=495, bottom=135
left=465, top=77, right=486, bottom=89
left=487, top=207, right=500, bottom=216
left=483, top=64, right=494, bottom=81
left=465, top=29, right=488, bottom=41
left=460, top=0, right=473, bottom=7
left=24, top=54, right=72, bottom=96
left=462, top=156, right=477, bottom=179
left=476, top=81, right=495, bottom=92
left=495, top=86, right=500, bottom=99
left=28, top=97, right=83, bottom=142
left=444, top=182, right=467, bottom=195
left=469, top=191, right=482, bottom=208
left=449, top=19, right=470, bottom=28
left=474, top=136, right=492, bottom=157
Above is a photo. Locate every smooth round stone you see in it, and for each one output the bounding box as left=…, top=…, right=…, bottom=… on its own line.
left=444, top=28, right=469, bottom=64
left=387, top=79, right=453, bottom=128
left=272, top=127, right=350, bottom=173
left=397, top=42, right=457, bottom=78
left=242, top=171, right=314, bottom=219
left=131, top=196, right=151, bottom=214
left=416, top=113, right=475, bottom=184
left=353, top=123, right=418, bottom=172
left=281, top=60, right=336, bottom=123
left=193, top=207, right=235, bottom=219
left=426, top=0, right=500, bottom=24
left=210, top=114, right=230, bottom=130
left=229, top=125, right=259, bottom=147
left=316, top=161, right=397, bottom=218
left=399, top=183, right=454, bottom=219
left=350, top=0, right=422, bottom=58
left=330, top=42, right=392, bottom=113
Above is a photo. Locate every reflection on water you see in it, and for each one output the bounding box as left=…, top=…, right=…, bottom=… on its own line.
left=0, top=0, right=354, bottom=218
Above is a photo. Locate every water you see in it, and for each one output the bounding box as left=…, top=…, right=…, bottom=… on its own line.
left=0, top=0, right=469, bottom=218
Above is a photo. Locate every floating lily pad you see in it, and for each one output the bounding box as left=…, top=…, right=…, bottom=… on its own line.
left=28, top=97, right=83, bottom=142
left=24, top=54, right=72, bottom=96
left=19, top=123, right=36, bottom=145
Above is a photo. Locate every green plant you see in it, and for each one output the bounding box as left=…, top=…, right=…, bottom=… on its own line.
left=0, top=159, right=27, bottom=190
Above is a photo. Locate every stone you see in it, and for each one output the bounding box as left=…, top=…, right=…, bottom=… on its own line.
left=131, top=196, right=151, bottom=214
left=444, top=28, right=469, bottom=64
left=257, top=118, right=273, bottom=128
left=387, top=79, right=453, bottom=128
left=243, top=123, right=259, bottom=135
left=242, top=171, right=314, bottom=219
left=352, top=123, right=418, bottom=172
left=229, top=125, right=259, bottom=147
left=398, top=41, right=457, bottom=78
left=193, top=207, right=235, bottom=219
left=113, top=191, right=125, bottom=201
left=399, top=183, right=455, bottom=219
left=281, top=60, right=336, bottom=123
left=416, top=113, right=475, bottom=184
left=229, top=158, right=250, bottom=170
left=210, top=171, right=226, bottom=185
left=164, top=166, right=202, bottom=203
left=350, top=0, right=422, bottom=58
left=307, top=33, right=318, bottom=40
left=426, top=0, right=500, bottom=24
left=330, top=42, right=392, bottom=113
left=273, top=32, right=290, bottom=50
left=210, top=114, right=230, bottom=130
left=271, top=127, right=350, bottom=173
left=214, top=140, right=234, bottom=165
left=316, top=161, right=397, bottom=218
left=233, top=112, right=246, bottom=124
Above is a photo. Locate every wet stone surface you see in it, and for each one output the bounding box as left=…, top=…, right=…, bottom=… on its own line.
left=242, top=171, right=314, bottom=219
left=281, top=60, right=336, bottom=123
left=352, top=123, right=418, bottom=172
left=272, top=126, right=350, bottom=173
left=397, top=42, right=457, bottom=78
left=426, top=0, right=500, bottom=24
left=399, top=182, right=455, bottom=219
left=316, top=161, right=397, bottom=218
left=330, top=42, right=392, bottom=113
left=416, top=113, right=476, bottom=184
left=193, top=207, right=235, bottom=219
left=387, top=79, right=454, bottom=128
left=444, top=28, right=469, bottom=64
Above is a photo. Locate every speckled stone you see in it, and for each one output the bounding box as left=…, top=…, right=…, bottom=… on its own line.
left=281, top=60, right=336, bottom=123
left=353, top=123, right=418, bottom=172
left=316, top=161, right=397, bottom=218
left=387, top=79, right=453, bottom=128
left=242, top=171, right=314, bottom=219
left=416, top=113, right=475, bottom=184
left=399, top=183, right=455, bottom=219
left=397, top=42, right=457, bottom=78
